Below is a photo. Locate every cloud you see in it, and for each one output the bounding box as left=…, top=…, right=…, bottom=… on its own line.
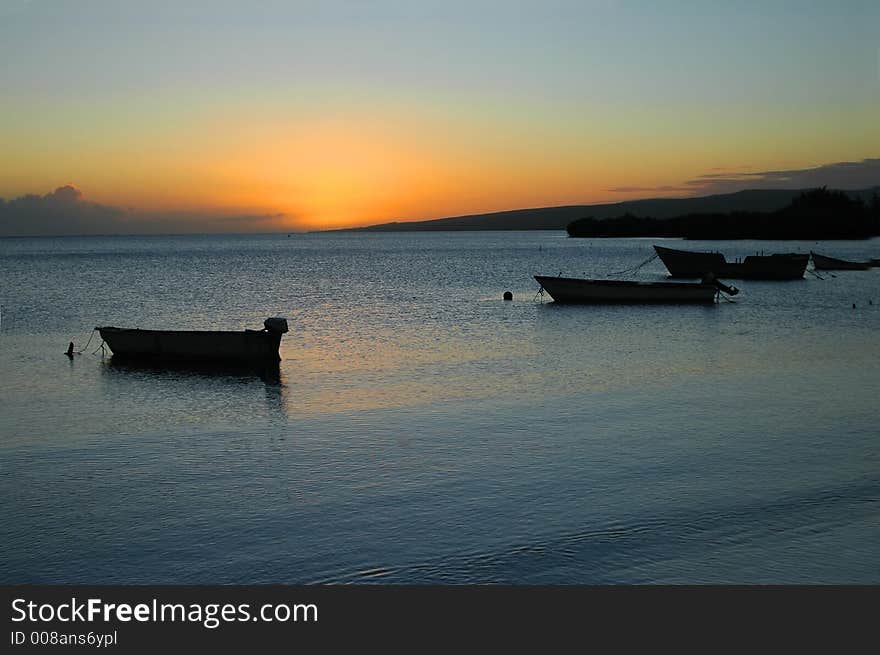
left=0, top=185, right=289, bottom=236
left=0, top=185, right=126, bottom=235
left=610, top=158, right=880, bottom=196
left=608, top=185, right=692, bottom=193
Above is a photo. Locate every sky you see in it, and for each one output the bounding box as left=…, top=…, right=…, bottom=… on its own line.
left=1, top=0, right=878, bottom=234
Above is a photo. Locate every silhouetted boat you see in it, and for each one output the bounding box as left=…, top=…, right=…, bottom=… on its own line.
left=97, top=317, right=288, bottom=362
left=810, top=251, right=871, bottom=271
left=653, top=245, right=808, bottom=280
left=534, top=275, right=737, bottom=304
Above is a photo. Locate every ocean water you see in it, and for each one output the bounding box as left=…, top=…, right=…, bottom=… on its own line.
left=1, top=232, right=878, bottom=584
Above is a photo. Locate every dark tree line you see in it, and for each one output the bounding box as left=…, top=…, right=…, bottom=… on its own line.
left=567, top=188, right=880, bottom=239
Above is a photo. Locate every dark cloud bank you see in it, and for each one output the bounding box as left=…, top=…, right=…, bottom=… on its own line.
left=0, top=185, right=285, bottom=237
left=610, top=158, right=880, bottom=195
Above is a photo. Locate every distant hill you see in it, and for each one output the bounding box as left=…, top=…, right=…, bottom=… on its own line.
left=332, top=188, right=879, bottom=232
left=567, top=187, right=880, bottom=240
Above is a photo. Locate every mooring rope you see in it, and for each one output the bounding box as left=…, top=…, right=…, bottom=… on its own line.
left=75, top=328, right=97, bottom=354
left=605, top=252, right=659, bottom=277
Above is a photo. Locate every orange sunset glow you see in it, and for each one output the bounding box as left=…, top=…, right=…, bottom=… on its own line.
left=1, top=2, right=877, bottom=235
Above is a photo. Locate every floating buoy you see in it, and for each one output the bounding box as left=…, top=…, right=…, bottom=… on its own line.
left=852, top=303, right=856, bottom=309
left=503, top=291, right=513, bottom=301
left=65, top=341, right=74, bottom=358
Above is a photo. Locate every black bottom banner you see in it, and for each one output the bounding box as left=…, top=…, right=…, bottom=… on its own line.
left=2, top=585, right=875, bottom=651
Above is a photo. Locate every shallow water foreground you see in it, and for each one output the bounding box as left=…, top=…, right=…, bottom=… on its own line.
left=1, top=232, right=878, bottom=583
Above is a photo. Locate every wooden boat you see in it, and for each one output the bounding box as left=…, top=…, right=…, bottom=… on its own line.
left=97, top=317, right=288, bottom=362
left=534, top=275, right=736, bottom=304
left=653, top=245, right=808, bottom=280
left=810, top=251, right=872, bottom=271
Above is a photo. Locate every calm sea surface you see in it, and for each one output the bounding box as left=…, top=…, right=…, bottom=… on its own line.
left=1, top=232, right=878, bottom=583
